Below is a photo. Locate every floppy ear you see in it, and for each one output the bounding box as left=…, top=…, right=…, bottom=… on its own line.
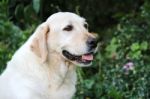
left=30, top=22, right=49, bottom=63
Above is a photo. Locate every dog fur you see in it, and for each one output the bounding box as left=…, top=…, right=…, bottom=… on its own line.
left=0, top=12, right=97, bottom=99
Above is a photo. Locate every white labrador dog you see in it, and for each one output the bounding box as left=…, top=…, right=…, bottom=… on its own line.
left=0, top=12, right=98, bottom=99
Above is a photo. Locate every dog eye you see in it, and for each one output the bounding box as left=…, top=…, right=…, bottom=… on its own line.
left=63, top=25, right=73, bottom=31
left=84, top=23, right=88, bottom=29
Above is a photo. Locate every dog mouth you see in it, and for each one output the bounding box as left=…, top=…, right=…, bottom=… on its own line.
left=62, top=50, right=94, bottom=65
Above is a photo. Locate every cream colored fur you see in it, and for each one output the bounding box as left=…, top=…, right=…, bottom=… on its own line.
left=0, top=12, right=97, bottom=99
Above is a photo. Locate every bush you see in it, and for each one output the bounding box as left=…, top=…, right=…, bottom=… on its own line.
left=0, top=0, right=37, bottom=71
left=75, top=1, right=150, bottom=99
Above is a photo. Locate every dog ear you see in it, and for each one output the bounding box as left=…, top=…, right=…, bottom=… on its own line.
left=30, top=22, right=49, bottom=63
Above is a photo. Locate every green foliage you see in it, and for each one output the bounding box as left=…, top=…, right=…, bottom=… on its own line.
left=0, top=0, right=150, bottom=98
left=0, top=0, right=37, bottom=72
left=33, top=0, right=40, bottom=14
left=75, top=1, right=150, bottom=99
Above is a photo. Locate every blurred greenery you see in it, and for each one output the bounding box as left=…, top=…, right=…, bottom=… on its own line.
left=0, top=0, right=150, bottom=98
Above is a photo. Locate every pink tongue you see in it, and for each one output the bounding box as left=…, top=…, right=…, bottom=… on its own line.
left=82, top=54, right=93, bottom=61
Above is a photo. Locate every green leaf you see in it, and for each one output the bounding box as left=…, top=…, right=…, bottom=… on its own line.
left=24, top=5, right=37, bottom=24
left=84, top=79, right=95, bottom=89
left=15, top=4, right=24, bottom=21
left=130, top=42, right=140, bottom=51
left=33, top=0, right=40, bottom=14
left=108, top=86, right=123, bottom=99
left=140, top=41, right=148, bottom=50
left=106, top=38, right=118, bottom=52
left=131, top=50, right=141, bottom=59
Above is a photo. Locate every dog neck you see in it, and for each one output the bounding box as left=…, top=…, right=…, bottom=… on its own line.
left=46, top=50, right=77, bottom=89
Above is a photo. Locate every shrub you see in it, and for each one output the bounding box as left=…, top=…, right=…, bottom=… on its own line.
left=0, top=0, right=37, bottom=71
left=75, top=1, right=150, bottom=98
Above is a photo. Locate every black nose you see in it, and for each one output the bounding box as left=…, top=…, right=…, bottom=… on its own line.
left=86, top=37, right=98, bottom=51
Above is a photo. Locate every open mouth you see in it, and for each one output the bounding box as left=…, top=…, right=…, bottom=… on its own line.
left=62, top=50, right=94, bottom=65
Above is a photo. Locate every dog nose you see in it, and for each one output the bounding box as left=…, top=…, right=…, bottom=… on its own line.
left=86, top=37, right=98, bottom=51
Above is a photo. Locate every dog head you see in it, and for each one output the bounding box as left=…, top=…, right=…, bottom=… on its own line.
left=31, top=12, right=98, bottom=67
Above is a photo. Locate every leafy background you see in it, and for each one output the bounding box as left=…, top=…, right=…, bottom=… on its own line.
left=0, top=0, right=150, bottom=98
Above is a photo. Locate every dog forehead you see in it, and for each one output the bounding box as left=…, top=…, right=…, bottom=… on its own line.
left=46, top=12, right=85, bottom=25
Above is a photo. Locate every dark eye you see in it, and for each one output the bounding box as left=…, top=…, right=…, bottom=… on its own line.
left=63, top=25, right=73, bottom=31
left=84, top=23, right=88, bottom=29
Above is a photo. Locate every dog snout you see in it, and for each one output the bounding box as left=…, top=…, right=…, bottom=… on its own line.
left=86, top=37, right=98, bottom=51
